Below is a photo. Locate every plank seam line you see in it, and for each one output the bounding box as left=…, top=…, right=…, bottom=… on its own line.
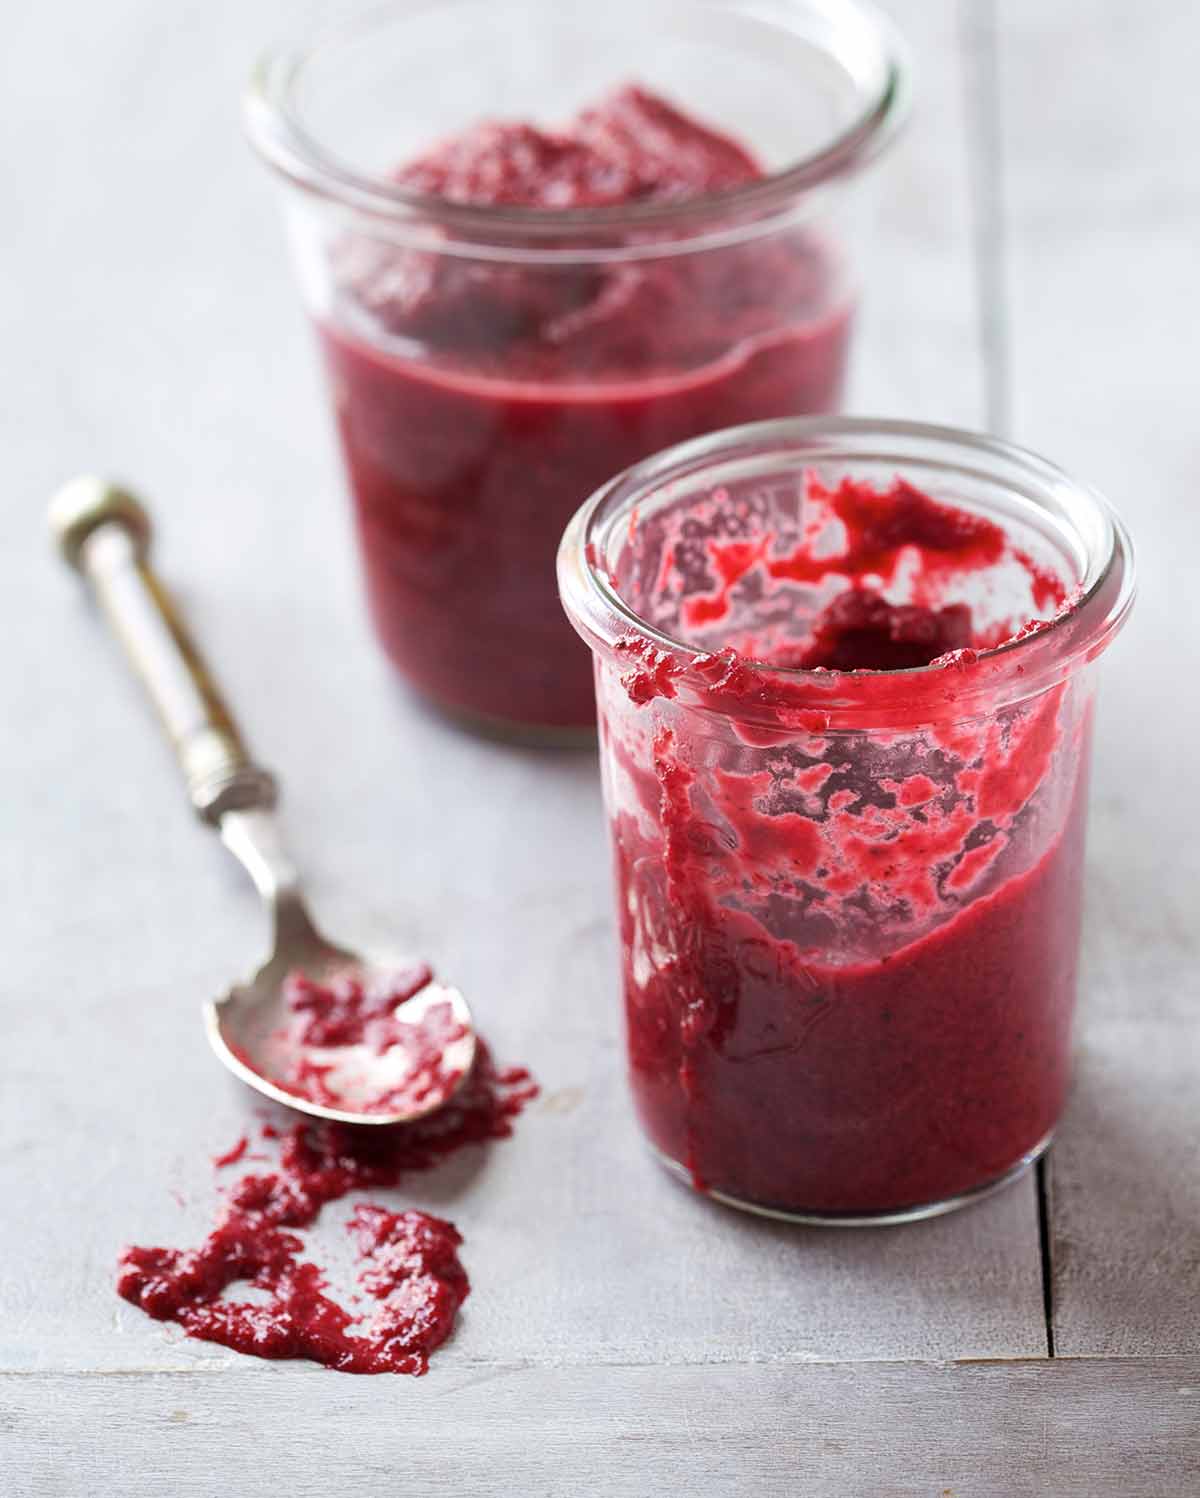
left=960, top=0, right=1012, bottom=439
left=5, top=1355, right=1196, bottom=1379
left=1037, top=1155, right=1057, bottom=1357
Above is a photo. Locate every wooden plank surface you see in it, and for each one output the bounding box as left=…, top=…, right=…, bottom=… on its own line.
left=3, top=1359, right=1198, bottom=1496
left=996, top=0, right=1200, bottom=1356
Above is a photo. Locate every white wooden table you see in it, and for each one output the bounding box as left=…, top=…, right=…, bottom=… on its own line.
left=3, top=2, right=1197, bottom=1491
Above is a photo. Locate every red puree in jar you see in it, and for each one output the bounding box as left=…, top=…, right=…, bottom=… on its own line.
left=606, top=474, right=1088, bottom=1215
left=322, top=86, right=852, bottom=732
left=117, top=1040, right=537, bottom=1374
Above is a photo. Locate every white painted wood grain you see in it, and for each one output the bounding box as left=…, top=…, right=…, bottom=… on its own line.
left=0, top=0, right=1057, bottom=1388
left=3, top=1360, right=1198, bottom=1497
left=996, top=0, right=1200, bottom=1355
left=850, top=1, right=988, bottom=425
left=1049, top=1024, right=1200, bottom=1356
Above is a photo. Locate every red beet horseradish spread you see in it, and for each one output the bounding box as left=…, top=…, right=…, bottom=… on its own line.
left=322, top=86, right=852, bottom=733
left=118, top=1027, right=537, bottom=1374
left=563, top=453, right=1120, bottom=1219
left=270, top=966, right=470, bottom=1117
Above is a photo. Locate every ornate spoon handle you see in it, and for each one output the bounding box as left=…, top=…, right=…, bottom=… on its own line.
left=50, top=475, right=277, bottom=824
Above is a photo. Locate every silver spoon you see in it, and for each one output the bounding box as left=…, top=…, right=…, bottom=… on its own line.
left=50, top=476, right=476, bottom=1126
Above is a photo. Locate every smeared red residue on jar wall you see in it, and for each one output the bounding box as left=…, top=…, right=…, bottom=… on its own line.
left=602, top=472, right=1087, bottom=1215
left=681, top=475, right=1063, bottom=633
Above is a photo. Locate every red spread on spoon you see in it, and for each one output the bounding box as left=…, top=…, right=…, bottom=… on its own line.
left=266, top=966, right=470, bottom=1117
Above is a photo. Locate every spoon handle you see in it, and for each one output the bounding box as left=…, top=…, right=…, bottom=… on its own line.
left=49, top=476, right=278, bottom=824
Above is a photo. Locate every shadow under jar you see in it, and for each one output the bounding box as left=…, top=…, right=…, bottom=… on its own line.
left=559, top=418, right=1134, bottom=1222
left=246, top=0, right=907, bottom=742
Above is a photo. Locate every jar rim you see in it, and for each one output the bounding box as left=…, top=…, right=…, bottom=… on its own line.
left=558, top=416, right=1136, bottom=727
left=244, top=0, right=909, bottom=245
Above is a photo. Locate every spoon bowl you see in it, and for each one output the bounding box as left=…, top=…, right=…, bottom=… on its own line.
left=207, top=956, right=477, bottom=1128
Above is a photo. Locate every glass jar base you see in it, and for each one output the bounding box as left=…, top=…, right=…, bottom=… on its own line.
left=649, top=1131, right=1054, bottom=1226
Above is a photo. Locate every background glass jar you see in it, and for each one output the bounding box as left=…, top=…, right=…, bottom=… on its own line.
left=246, top=0, right=907, bottom=742
left=559, top=417, right=1134, bottom=1222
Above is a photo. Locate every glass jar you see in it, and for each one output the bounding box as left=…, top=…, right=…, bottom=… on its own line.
left=245, top=0, right=907, bottom=742
left=559, top=417, right=1134, bottom=1222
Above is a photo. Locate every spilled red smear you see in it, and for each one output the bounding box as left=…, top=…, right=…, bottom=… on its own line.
left=211, top=1136, right=250, bottom=1170
left=117, top=1046, right=537, bottom=1374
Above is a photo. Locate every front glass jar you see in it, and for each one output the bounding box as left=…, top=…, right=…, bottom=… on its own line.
left=246, top=0, right=907, bottom=742
left=559, top=418, right=1134, bottom=1222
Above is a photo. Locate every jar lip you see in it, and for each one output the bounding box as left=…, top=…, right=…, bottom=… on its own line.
left=245, top=0, right=909, bottom=244
left=559, top=416, right=1136, bottom=722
